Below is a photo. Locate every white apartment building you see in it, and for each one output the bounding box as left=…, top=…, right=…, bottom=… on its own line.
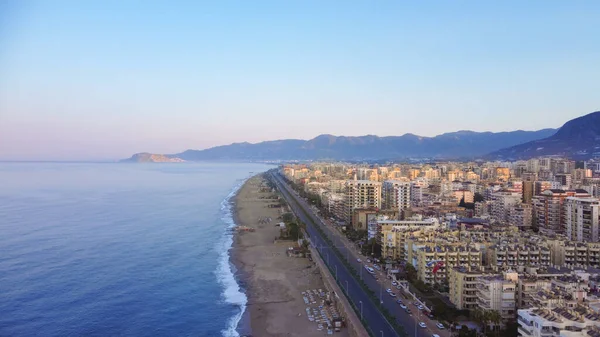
left=518, top=307, right=600, bottom=337
left=382, top=180, right=411, bottom=211
left=565, top=197, right=600, bottom=242
left=491, top=191, right=522, bottom=223
left=476, top=273, right=517, bottom=320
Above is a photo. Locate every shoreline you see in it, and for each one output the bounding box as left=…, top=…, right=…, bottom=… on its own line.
left=231, top=185, right=252, bottom=337
left=230, top=173, right=346, bottom=337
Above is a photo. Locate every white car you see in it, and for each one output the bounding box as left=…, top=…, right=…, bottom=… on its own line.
left=386, top=288, right=392, bottom=293
left=357, top=258, right=362, bottom=262
left=392, top=281, right=398, bottom=286
left=399, top=304, right=407, bottom=309
left=417, top=305, right=424, bottom=310
left=436, top=323, right=445, bottom=329
left=432, top=335, right=440, bottom=337
left=419, top=322, right=427, bottom=328
left=389, top=292, right=396, bottom=297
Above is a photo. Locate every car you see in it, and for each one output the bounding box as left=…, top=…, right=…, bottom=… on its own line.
left=400, top=304, right=407, bottom=309
left=396, top=285, right=402, bottom=290
left=357, top=258, right=362, bottom=262
left=367, top=259, right=371, bottom=263
left=436, top=323, right=445, bottom=329
left=419, top=322, right=427, bottom=328
left=417, top=305, right=424, bottom=310
left=392, top=281, right=398, bottom=286
left=389, top=292, right=396, bottom=297
left=386, top=288, right=392, bottom=293
left=396, top=299, right=403, bottom=304
left=432, top=334, right=440, bottom=337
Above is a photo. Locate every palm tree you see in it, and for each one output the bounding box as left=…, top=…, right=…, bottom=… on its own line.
left=488, top=310, right=502, bottom=336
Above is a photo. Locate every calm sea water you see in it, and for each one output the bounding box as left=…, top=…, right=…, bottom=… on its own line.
left=0, top=162, right=272, bottom=337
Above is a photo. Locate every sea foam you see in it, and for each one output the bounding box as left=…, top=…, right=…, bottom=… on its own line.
left=216, top=178, right=248, bottom=337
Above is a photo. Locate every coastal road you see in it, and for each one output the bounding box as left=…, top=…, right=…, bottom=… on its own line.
left=270, top=173, right=400, bottom=337
left=271, top=172, right=449, bottom=337
left=313, top=215, right=449, bottom=337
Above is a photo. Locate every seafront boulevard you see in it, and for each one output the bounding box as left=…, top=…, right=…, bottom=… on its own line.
left=231, top=174, right=351, bottom=337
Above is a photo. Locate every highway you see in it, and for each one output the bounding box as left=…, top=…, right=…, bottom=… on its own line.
left=270, top=172, right=448, bottom=337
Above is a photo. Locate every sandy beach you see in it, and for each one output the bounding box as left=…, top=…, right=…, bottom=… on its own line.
left=232, top=174, right=346, bottom=337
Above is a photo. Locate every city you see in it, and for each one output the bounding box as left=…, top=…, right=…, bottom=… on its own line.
left=279, top=157, right=600, bottom=336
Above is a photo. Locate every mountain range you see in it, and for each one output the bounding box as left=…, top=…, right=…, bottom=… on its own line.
left=488, top=111, right=600, bottom=160
left=123, top=111, right=600, bottom=162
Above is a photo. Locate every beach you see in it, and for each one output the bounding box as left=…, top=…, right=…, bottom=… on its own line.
left=232, top=174, right=344, bottom=337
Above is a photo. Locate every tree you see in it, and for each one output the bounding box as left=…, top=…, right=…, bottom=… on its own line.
left=488, top=310, right=502, bottom=336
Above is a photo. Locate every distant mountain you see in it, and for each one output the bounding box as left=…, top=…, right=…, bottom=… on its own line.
left=487, top=111, right=600, bottom=160
left=124, top=129, right=556, bottom=162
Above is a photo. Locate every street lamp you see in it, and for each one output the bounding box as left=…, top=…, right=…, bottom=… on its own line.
left=380, top=330, right=384, bottom=337
left=359, top=300, right=363, bottom=320
left=345, top=280, right=348, bottom=293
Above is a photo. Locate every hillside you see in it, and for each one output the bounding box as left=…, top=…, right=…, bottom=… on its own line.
left=487, top=111, right=600, bottom=160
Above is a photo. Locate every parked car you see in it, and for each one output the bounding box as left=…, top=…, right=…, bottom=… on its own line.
left=396, top=299, right=403, bottom=304
left=432, top=334, right=440, bottom=337
left=417, top=305, right=424, bottom=310
left=389, top=292, right=396, bottom=297
left=419, top=322, right=426, bottom=328
left=400, top=304, right=407, bottom=309
left=386, top=288, right=392, bottom=293
left=436, top=323, right=445, bottom=329
left=367, top=259, right=371, bottom=263
left=357, top=258, right=361, bottom=262
left=392, top=281, right=398, bottom=286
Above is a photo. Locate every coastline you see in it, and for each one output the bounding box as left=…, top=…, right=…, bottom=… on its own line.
left=230, top=174, right=342, bottom=337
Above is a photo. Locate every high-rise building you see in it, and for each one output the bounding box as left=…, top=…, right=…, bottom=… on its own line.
left=565, top=197, right=600, bottom=242
left=344, top=180, right=382, bottom=223
left=382, top=180, right=411, bottom=211
left=523, top=181, right=534, bottom=204
left=533, top=189, right=591, bottom=235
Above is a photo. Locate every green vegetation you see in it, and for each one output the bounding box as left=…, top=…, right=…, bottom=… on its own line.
left=360, top=238, right=381, bottom=258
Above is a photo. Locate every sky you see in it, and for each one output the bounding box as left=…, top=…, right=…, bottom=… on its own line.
left=1, top=1, right=599, bottom=161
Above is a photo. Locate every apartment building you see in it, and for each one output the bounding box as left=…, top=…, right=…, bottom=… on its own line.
left=488, top=243, right=552, bottom=270
left=565, top=197, right=600, bottom=242
left=476, top=273, right=517, bottom=320
left=449, top=267, right=484, bottom=310
left=416, top=245, right=482, bottom=285
left=344, top=180, right=382, bottom=223
left=509, top=203, right=533, bottom=229
left=548, top=241, right=600, bottom=269
left=490, top=191, right=522, bottom=223
left=535, top=181, right=561, bottom=195
left=533, top=189, right=591, bottom=235
left=518, top=307, right=600, bottom=337
left=378, top=218, right=441, bottom=260
left=382, top=180, right=411, bottom=211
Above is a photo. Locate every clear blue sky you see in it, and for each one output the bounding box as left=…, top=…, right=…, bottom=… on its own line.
left=1, top=1, right=599, bottom=160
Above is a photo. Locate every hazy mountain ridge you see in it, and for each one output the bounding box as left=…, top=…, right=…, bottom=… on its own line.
left=123, top=129, right=557, bottom=162
left=488, top=111, right=600, bottom=160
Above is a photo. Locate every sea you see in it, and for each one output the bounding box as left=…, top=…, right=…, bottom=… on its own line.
left=0, top=162, right=273, bottom=337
